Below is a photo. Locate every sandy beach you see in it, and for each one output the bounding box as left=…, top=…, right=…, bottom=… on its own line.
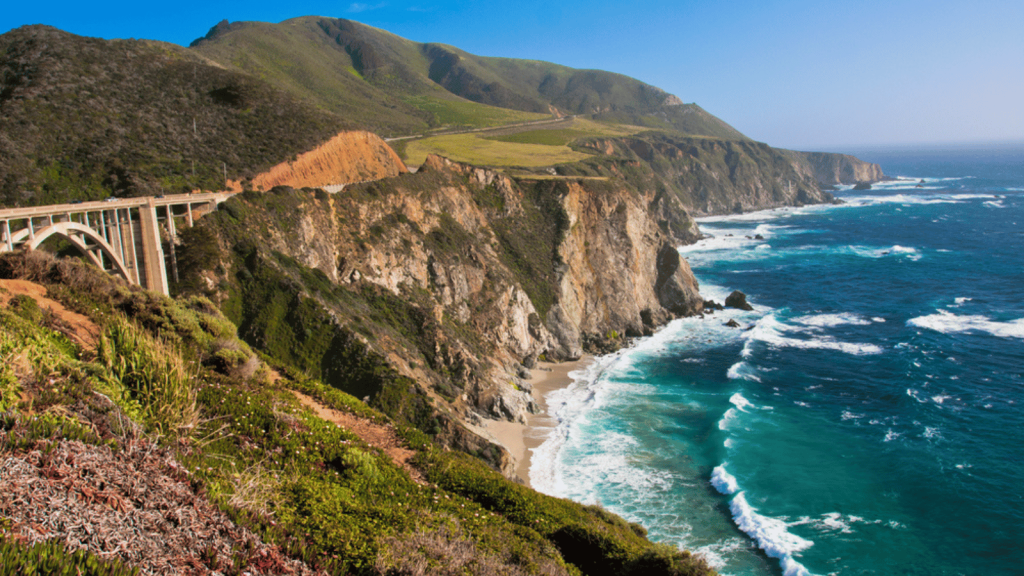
left=486, top=356, right=592, bottom=487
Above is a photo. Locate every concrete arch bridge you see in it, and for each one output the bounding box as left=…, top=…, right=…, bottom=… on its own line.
left=0, top=192, right=234, bottom=296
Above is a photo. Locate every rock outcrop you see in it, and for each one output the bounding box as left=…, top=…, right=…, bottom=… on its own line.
left=784, top=150, right=886, bottom=186
left=725, top=290, right=754, bottom=311
left=545, top=179, right=702, bottom=359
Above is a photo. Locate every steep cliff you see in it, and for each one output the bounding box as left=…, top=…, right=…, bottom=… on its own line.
left=562, top=133, right=837, bottom=216
left=178, top=156, right=703, bottom=475
left=783, top=150, right=886, bottom=185
left=231, top=130, right=409, bottom=191
left=545, top=178, right=702, bottom=358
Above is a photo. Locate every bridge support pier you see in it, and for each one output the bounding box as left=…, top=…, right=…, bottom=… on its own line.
left=138, top=200, right=169, bottom=295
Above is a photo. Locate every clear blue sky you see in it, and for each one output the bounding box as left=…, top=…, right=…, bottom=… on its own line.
left=3, top=0, right=1022, bottom=150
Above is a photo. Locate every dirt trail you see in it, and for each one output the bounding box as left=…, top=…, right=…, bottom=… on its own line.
left=0, top=279, right=100, bottom=349
left=290, top=390, right=426, bottom=485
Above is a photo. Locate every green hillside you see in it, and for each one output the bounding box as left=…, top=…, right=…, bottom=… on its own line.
left=0, top=25, right=350, bottom=206
left=190, top=16, right=746, bottom=139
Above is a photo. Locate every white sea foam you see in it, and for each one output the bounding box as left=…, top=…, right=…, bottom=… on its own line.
left=745, top=314, right=883, bottom=356
left=931, top=394, right=952, bottom=405
left=676, top=223, right=784, bottom=256
left=711, top=464, right=740, bottom=495
left=677, top=232, right=760, bottom=255
left=793, top=312, right=872, bottom=327
left=906, top=388, right=928, bottom=403
left=949, top=193, right=993, bottom=200
left=794, top=401, right=811, bottom=408
left=729, top=492, right=817, bottom=576
left=796, top=512, right=897, bottom=535
left=842, top=193, right=958, bottom=206
left=816, top=512, right=854, bottom=534
left=531, top=303, right=753, bottom=495
left=693, top=537, right=747, bottom=571
left=848, top=244, right=922, bottom=261
left=729, top=393, right=754, bottom=412
left=884, top=429, right=901, bottom=442
left=530, top=365, right=680, bottom=498
left=718, top=408, right=738, bottom=431
left=727, top=362, right=761, bottom=382
left=841, top=190, right=991, bottom=208
left=841, top=410, right=864, bottom=421
left=908, top=310, right=1024, bottom=339
left=530, top=357, right=616, bottom=495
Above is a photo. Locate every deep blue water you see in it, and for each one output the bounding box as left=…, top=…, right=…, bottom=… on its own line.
left=530, top=143, right=1024, bottom=576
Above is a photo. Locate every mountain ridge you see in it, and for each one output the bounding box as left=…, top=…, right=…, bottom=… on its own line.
left=189, top=16, right=747, bottom=140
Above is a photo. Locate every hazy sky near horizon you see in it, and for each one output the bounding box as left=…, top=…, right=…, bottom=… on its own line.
left=3, top=0, right=1022, bottom=149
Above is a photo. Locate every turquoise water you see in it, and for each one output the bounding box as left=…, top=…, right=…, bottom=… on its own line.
left=530, top=144, right=1024, bottom=575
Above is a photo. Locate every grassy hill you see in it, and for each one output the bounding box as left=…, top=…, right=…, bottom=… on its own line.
left=190, top=17, right=746, bottom=139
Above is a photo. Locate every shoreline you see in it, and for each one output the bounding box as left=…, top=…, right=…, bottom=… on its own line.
left=487, top=355, right=593, bottom=487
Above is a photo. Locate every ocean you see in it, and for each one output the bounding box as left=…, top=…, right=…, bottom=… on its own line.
left=529, top=143, right=1024, bottom=576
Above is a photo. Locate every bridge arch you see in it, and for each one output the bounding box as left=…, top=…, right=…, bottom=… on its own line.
left=17, top=221, right=134, bottom=284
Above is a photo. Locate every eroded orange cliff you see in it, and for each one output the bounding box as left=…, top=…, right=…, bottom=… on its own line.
left=231, top=130, right=407, bottom=191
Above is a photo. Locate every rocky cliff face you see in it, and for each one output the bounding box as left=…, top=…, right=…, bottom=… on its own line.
left=784, top=150, right=886, bottom=185
left=546, top=179, right=702, bottom=359
left=331, top=156, right=702, bottom=408
left=229, top=130, right=408, bottom=191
